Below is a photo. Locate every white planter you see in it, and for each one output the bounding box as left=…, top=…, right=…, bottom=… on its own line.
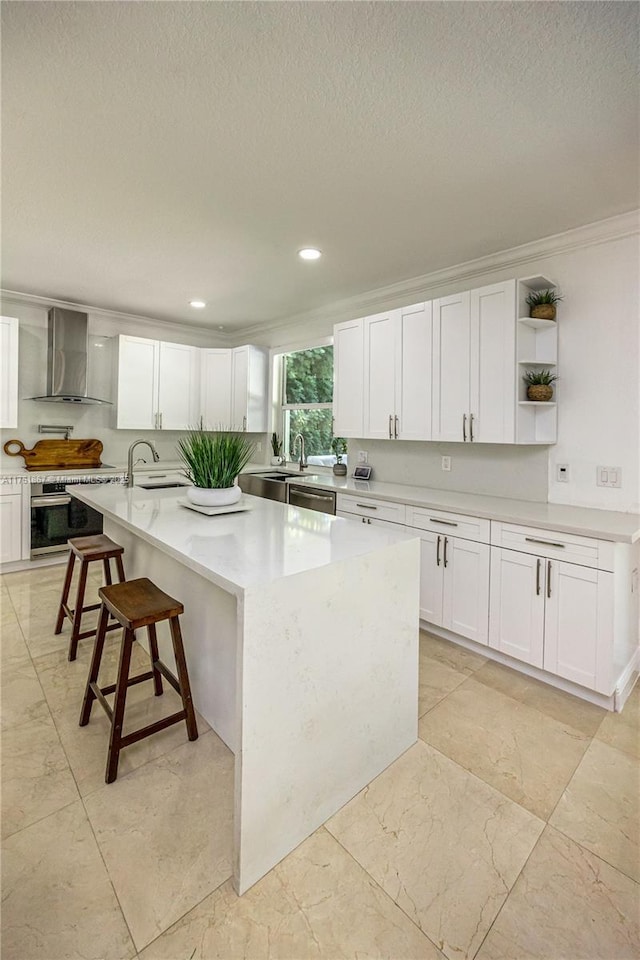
left=186, top=485, right=242, bottom=507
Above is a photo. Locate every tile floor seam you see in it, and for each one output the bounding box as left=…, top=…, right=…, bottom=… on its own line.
left=546, top=819, right=640, bottom=888
left=0, top=795, right=80, bottom=844
left=319, top=824, right=446, bottom=958
left=540, top=729, right=599, bottom=827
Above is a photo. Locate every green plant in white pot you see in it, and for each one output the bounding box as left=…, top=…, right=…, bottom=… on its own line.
left=331, top=437, right=348, bottom=476
left=178, top=430, right=254, bottom=507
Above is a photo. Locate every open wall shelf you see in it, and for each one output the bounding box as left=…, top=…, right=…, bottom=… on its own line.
left=516, top=276, right=558, bottom=444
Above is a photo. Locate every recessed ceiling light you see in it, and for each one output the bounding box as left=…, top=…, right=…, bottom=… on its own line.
left=189, top=300, right=206, bottom=309
left=298, top=248, right=322, bottom=261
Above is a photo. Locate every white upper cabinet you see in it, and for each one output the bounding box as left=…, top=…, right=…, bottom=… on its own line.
left=116, top=335, right=199, bottom=430
left=469, top=280, right=516, bottom=443
left=201, top=349, right=233, bottom=430
left=432, top=292, right=471, bottom=442
left=231, top=346, right=268, bottom=432
left=362, top=302, right=432, bottom=441
left=0, top=316, right=19, bottom=430
left=333, top=318, right=364, bottom=437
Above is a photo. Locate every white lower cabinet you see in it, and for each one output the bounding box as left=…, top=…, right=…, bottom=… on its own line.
left=0, top=491, right=22, bottom=563
left=489, top=547, right=614, bottom=694
left=414, top=529, right=490, bottom=645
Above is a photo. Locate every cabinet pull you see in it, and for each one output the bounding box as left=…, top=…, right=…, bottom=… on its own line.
left=32, top=495, right=72, bottom=507
left=462, top=413, right=467, bottom=442
left=356, top=503, right=377, bottom=510
left=394, top=415, right=399, bottom=439
left=469, top=413, right=474, bottom=442
left=525, top=537, right=565, bottom=549
left=159, top=412, right=163, bottom=429
left=243, top=416, right=247, bottom=431
left=388, top=415, right=393, bottom=439
left=443, top=536, right=448, bottom=568
left=535, top=558, right=541, bottom=596
left=436, top=535, right=441, bottom=566
left=429, top=518, right=458, bottom=527
left=547, top=560, right=552, bottom=598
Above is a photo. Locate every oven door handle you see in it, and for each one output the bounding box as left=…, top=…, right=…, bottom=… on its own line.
left=31, top=495, right=72, bottom=507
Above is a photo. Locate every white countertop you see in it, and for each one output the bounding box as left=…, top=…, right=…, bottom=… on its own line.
left=68, top=483, right=415, bottom=597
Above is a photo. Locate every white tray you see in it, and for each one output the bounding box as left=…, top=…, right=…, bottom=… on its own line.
left=177, top=498, right=252, bottom=517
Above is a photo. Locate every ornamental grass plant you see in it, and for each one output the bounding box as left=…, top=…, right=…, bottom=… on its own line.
left=178, top=430, right=254, bottom=489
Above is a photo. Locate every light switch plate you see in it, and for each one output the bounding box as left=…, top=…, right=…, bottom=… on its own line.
left=597, top=466, right=622, bottom=488
left=441, top=456, right=451, bottom=472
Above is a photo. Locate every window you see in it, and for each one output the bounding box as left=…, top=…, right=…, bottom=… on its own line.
left=278, top=345, right=334, bottom=461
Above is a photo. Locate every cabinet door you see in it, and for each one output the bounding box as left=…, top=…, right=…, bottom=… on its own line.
left=201, top=349, right=232, bottom=430
left=397, top=302, right=432, bottom=441
left=0, top=316, right=19, bottom=429
left=231, top=346, right=268, bottom=432
left=0, top=493, right=22, bottom=563
left=544, top=561, right=613, bottom=694
left=333, top=319, right=364, bottom=437
left=158, top=342, right=199, bottom=431
left=442, top=537, right=490, bottom=644
left=432, top=292, right=471, bottom=441
left=116, top=336, right=159, bottom=429
left=363, top=310, right=400, bottom=439
left=469, top=281, right=516, bottom=443
left=415, top=529, right=445, bottom=626
left=489, top=547, right=544, bottom=667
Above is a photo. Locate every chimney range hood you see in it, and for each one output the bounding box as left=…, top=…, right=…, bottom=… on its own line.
left=29, top=307, right=111, bottom=405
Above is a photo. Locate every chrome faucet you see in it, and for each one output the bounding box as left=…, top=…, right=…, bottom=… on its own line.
left=127, top=439, right=159, bottom=487
left=293, top=433, right=307, bottom=472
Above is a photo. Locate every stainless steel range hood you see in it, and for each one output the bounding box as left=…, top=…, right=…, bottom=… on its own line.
left=29, top=307, right=111, bottom=405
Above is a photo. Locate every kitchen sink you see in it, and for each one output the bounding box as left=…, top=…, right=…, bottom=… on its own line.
left=238, top=471, right=319, bottom=503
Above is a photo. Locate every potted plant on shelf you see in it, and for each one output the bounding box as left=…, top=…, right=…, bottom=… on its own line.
left=271, top=432, right=284, bottom=466
left=525, top=289, right=563, bottom=321
left=178, top=429, right=254, bottom=507
left=331, top=437, right=348, bottom=476
left=523, top=369, right=558, bottom=402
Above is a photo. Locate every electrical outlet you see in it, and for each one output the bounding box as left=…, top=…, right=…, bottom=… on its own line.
left=441, top=456, right=451, bottom=472
left=556, top=464, right=569, bottom=482
left=358, top=450, right=368, bottom=463
left=597, top=466, right=622, bottom=488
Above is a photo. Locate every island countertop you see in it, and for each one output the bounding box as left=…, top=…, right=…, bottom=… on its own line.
left=68, top=483, right=415, bottom=597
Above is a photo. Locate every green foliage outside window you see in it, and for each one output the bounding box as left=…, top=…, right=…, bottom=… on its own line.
left=284, top=347, right=333, bottom=404
left=286, top=409, right=334, bottom=458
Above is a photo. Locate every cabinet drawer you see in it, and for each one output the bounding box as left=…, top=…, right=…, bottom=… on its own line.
left=337, top=494, right=406, bottom=525
left=491, top=522, right=613, bottom=571
left=405, top=505, right=490, bottom=544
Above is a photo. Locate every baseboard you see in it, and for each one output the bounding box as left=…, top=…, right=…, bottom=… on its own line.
left=1, top=555, right=67, bottom=575
left=614, top=647, right=640, bottom=711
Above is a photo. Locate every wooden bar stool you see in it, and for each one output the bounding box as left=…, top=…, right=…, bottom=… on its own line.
left=55, top=534, right=126, bottom=662
left=79, top=577, right=198, bottom=783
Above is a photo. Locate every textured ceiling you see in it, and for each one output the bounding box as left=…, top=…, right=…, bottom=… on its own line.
left=2, top=1, right=638, bottom=331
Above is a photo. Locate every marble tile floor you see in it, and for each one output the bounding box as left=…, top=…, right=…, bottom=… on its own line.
left=1, top=565, right=638, bottom=960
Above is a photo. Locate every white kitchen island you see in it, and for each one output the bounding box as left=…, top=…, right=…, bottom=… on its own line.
left=69, top=483, right=420, bottom=894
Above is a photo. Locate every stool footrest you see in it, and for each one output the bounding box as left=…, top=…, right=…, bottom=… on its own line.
left=89, top=683, right=114, bottom=722
left=99, top=671, right=155, bottom=697
left=119, top=710, right=188, bottom=749
left=154, top=659, right=181, bottom=696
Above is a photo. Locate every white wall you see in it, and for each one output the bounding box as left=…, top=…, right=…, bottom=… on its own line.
left=243, top=217, right=640, bottom=512
left=0, top=298, right=228, bottom=469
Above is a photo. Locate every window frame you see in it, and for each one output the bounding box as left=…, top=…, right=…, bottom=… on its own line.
left=270, top=337, right=334, bottom=463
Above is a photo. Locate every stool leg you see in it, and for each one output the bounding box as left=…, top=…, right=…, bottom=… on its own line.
left=55, top=552, right=75, bottom=634
left=67, top=560, right=89, bottom=661
left=147, top=623, right=163, bottom=696
left=115, top=554, right=125, bottom=583
left=102, top=557, right=113, bottom=586
left=79, top=604, right=110, bottom=727
left=106, top=627, right=134, bottom=784
left=169, top=616, right=198, bottom=742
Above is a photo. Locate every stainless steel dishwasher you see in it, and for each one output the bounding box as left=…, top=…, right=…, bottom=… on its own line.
left=287, top=483, right=336, bottom=515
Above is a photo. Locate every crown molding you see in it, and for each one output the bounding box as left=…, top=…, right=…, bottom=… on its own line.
left=0, top=289, right=233, bottom=344
left=234, top=209, right=640, bottom=341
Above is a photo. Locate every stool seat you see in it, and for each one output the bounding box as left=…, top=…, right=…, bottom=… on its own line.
left=69, top=534, right=125, bottom=562
left=100, top=578, right=184, bottom=630
left=55, top=535, right=126, bottom=661
left=80, top=577, right=198, bottom=783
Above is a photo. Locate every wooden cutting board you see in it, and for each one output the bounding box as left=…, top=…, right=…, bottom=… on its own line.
left=3, top=438, right=104, bottom=471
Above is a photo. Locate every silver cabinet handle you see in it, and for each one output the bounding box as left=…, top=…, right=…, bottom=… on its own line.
left=469, top=413, right=474, bottom=442
left=388, top=415, right=393, bottom=439
left=32, top=495, right=72, bottom=507
left=443, top=536, right=448, bottom=568
left=547, top=560, right=552, bottom=598
left=525, top=537, right=565, bottom=549
left=436, top=535, right=441, bottom=566
left=429, top=518, right=458, bottom=527
left=536, top=558, right=541, bottom=596
left=394, top=415, right=399, bottom=439
left=243, top=416, right=247, bottom=431
left=462, top=413, right=467, bottom=442
left=356, top=503, right=377, bottom=509
left=159, top=412, right=163, bottom=429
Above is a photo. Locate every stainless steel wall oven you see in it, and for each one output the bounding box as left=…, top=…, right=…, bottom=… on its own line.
left=30, top=479, right=120, bottom=557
